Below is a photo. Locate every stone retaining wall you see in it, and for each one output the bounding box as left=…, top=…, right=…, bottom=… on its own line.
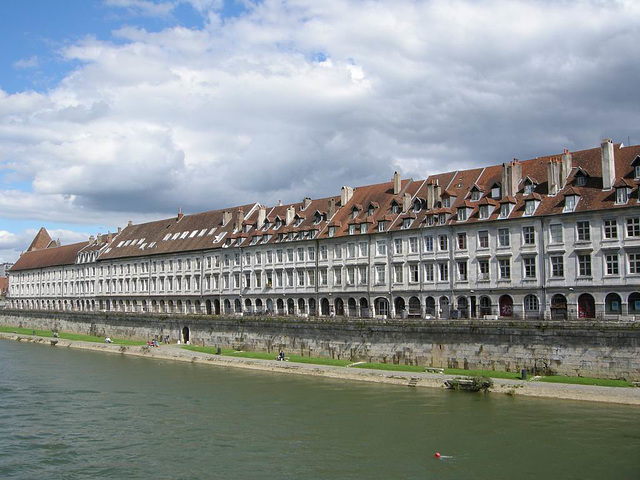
left=2, top=310, right=639, bottom=380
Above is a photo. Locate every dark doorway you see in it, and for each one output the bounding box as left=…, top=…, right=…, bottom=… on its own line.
left=182, top=326, right=190, bottom=344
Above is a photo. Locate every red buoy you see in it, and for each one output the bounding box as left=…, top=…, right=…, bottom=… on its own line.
left=434, top=452, right=441, bottom=459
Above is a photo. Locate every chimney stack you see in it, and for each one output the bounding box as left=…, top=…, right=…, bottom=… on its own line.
left=340, top=186, right=353, bottom=205
left=286, top=205, right=295, bottom=226
left=127, top=220, right=133, bottom=227
left=561, top=149, right=572, bottom=187
left=302, top=197, right=312, bottom=210
left=328, top=198, right=337, bottom=219
left=97, top=234, right=103, bottom=243
left=117, top=227, right=122, bottom=235
left=547, top=159, right=561, bottom=196
left=177, top=208, right=183, bottom=222
left=393, top=171, right=401, bottom=195
left=402, top=193, right=411, bottom=213
left=277, top=199, right=283, bottom=206
left=257, top=206, right=266, bottom=227
left=222, top=211, right=232, bottom=226
left=234, top=208, right=244, bottom=231
left=502, top=159, right=522, bottom=197
left=89, top=235, right=95, bottom=243
left=601, top=138, right=615, bottom=190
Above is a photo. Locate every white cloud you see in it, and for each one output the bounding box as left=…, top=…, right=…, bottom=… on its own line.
left=0, top=228, right=92, bottom=263
left=1, top=0, right=640, bottom=254
left=12, top=56, right=39, bottom=70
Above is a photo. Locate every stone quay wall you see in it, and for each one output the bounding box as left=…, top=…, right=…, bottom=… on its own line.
left=2, top=310, right=639, bottom=380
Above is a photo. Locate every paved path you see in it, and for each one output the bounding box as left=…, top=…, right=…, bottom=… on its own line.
left=3, top=332, right=640, bottom=406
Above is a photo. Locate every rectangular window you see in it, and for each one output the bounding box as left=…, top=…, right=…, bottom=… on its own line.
left=439, top=262, right=448, bottom=281
left=629, top=253, right=640, bottom=274
left=409, top=237, right=418, bottom=253
left=457, top=261, right=467, bottom=281
left=287, top=249, right=294, bottom=262
left=334, top=245, right=342, bottom=259
left=627, top=217, right=640, bottom=237
left=498, top=228, right=510, bottom=247
left=347, top=267, right=355, bottom=285
left=276, top=250, right=283, bottom=263
left=244, top=272, right=251, bottom=288
left=605, top=254, right=619, bottom=276
left=255, top=272, right=262, bottom=288
left=376, top=240, right=387, bottom=256
left=523, top=257, right=536, bottom=278
left=409, top=264, right=419, bottom=283
left=348, top=243, right=357, bottom=258
left=499, top=259, right=510, bottom=279
left=266, top=251, right=273, bottom=263
left=604, top=219, right=618, bottom=239
left=334, top=268, right=342, bottom=286
left=457, top=233, right=467, bottom=250
left=577, top=221, right=590, bottom=241
left=439, top=235, right=448, bottom=251
left=551, top=256, right=564, bottom=278
left=234, top=273, right=241, bottom=288
left=394, top=265, right=403, bottom=283
left=550, top=224, right=563, bottom=244
left=478, top=231, right=489, bottom=249
left=424, top=236, right=434, bottom=252
left=297, top=270, right=305, bottom=286
left=375, top=265, right=385, bottom=284
left=359, top=242, right=368, bottom=257
left=478, top=260, right=490, bottom=281
left=320, top=245, right=328, bottom=260
left=287, top=270, right=294, bottom=287
left=424, top=264, right=434, bottom=282
left=394, top=238, right=403, bottom=254
left=358, top=266, right=367, bottom=285
left=458, top=208, right=467, bottom=221
left=297, top=248, right=305, bottom=261
left=320, top=269, right=328, bottom=286
left=616, top=188, right=628, bottom=204
left=578, top=254, right=592, bottom=277
left=523, top=226, right=535, bottom=245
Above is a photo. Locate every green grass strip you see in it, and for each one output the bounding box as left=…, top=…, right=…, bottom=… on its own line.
left=536, top=376, right=632, bottom=388
left=182, top=345, right=353, bottom=366
left=0, top=325, right=145, bottom=346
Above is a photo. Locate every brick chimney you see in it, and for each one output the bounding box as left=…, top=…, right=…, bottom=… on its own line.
left=328, top=198, right=337, bottom=219
left=257, top=206, right=266, bottom=227
left=547, top=159, right=561, bottom=196
left=601, top=138, right=615, bottom=190
left=402, top=193, right=411, bottom=213
left=393, top=171, right=401, bottom=195
left=340, top=186, right=353, bottom=206
left=285, top=205, right=295, bottom=226
left=234, top=208, right=244, bottom=231
left=561, top=149, right=572, bottom=187
left=425, top=180, right=441, bottom=209
left=502, top=159, right=522, bottom=197
left=222, top=211, right=232, bottom=226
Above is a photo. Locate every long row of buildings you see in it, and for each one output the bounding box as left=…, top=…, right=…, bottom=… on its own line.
left=7, top=139, right=640, bottom=321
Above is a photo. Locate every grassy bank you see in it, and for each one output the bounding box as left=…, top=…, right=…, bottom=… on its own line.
left=181, top=345, right=635, bottom=387
left=0, top=326, right=145, bottom=346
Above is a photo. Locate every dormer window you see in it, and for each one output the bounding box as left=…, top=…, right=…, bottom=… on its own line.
left=413, top=200, right=422, bottom=213
left=442, top=197, right=450, bottom=208
left=471, top=190, right=481, bottom=201
left=314, top=213, right=322, bottom=224
left=287, top=232, right=294, bottom=241
left=524, top=184, right=533, bottom=195
left=244, top=224, right=252, bottom=233
left=351, top=208, right=358, bottom=219
left=576, top=176, right=586, bottom=186
left=564, top=195, right=577, bottom=212
left=274, top=219, right=282, bottom=230
left=378, top=221, right=387, bottom=232
left=500, top=203, right=511, bottom=218
left=368, top=207, right=374, bottom=216
left=636, top=165, right=640, bottom=179
left=262, top=221, right=271, bottom=231
left=310, top=230, right=317, bottom=239
left=402, top=218, right=412, bottom=229
left=457, top=207, right=468, bottom=221
left=360, top=224, right=368, bottom=234
left=524, top=200, right=535, bottom=216
left=439, top=214, right=447, bottom=225
left=328, top=226, right=336, bottom=237
left=391, top=203, right=400, bottom=214
left=491, top=184, right=501, bottom=199
left=616, top=187, right=629, bottom=204
left=479, top=205, right=490, bottom=220
left=348, top=224, right=356, bottom=235
left=294, top=217, right=303, bottom=227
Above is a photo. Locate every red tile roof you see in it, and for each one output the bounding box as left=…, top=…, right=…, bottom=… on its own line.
left=11, top=242, right=89, bottom=272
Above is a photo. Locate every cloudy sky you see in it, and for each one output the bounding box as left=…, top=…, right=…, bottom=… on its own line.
left=1, top=0, right=639, bottom=263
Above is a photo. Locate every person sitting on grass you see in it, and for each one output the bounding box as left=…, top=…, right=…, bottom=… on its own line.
left=105, top=337, right=112, bottom=343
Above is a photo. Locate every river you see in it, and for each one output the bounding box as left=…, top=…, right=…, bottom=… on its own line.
left=0, top=340, right=638, bottom=479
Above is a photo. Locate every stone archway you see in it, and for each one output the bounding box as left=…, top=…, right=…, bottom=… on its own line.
left=578, top=293, right=595, bottom=319
left=394, top=297, right=406, bottom=318
left=499, top=295, right=513, bottom=317
left=335, top=298, right=344, bottom=316
left=551, top=294, right=567, bottom=320
left=182, top=326, right=190, bottom=344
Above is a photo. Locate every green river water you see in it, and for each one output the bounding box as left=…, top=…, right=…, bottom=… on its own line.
left=0, top=340, right=638, bottom=479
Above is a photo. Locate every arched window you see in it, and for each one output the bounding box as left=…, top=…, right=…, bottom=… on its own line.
left=524, top=294, right=539, bottom=312
left=605, top=293, right=622, bottom=314
left=629, top=292, right=640, bottom=314
left=578, top=293, right=595, bottom=319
